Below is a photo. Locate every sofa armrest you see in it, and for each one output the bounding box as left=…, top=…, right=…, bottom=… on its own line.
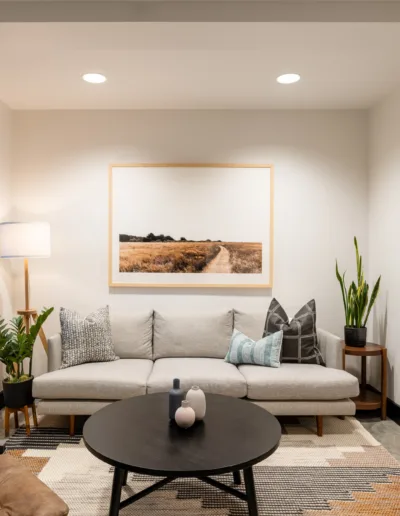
left=317, top=328, right=342, bottom=370
left=48, top=333, right=62, bottom=372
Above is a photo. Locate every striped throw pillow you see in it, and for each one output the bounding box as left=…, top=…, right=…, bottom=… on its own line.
left=225, top=329, right=283, bottom=368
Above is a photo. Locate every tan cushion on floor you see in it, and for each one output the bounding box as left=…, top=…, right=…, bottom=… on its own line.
left=239, top=363, right=359, bottom=400
left=33, top=359, right=153, bottom=400
left=0, top=455, right=69, bottom=516
left=147, top=358, right=247, bottom=397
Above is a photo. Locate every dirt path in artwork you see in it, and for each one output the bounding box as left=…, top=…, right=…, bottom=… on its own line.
left=204, top=246, right=232, bottom=273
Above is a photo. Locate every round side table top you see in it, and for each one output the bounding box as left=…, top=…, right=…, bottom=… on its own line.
left=83, top=393, right=281, bottom=477
left=342, top=342, right=384, bottom=356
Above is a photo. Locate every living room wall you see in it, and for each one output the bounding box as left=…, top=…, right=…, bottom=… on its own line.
left=0, top=101, right=13, bottom=383
left=369, top=88, right=400, bottom=406
left=10, top=110, right=368, bottom=375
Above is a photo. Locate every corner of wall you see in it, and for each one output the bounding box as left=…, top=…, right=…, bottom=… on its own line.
left=367, top=86, right=400, bottom=404
left=0, top=100, right=14, bottom=382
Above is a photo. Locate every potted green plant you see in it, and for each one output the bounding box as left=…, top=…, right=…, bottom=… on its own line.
left=0, top=307, right=53, bottom=408
left=336, top=238, right=381, bottom=347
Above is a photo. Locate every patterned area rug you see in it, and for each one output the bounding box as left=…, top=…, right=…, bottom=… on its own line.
left=5, top=417, right=400, bottom=515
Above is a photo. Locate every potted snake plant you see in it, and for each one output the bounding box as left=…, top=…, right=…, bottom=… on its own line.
left=336, top=238, right=381, bottom=347
left=0, top=307, right=53, bottom=408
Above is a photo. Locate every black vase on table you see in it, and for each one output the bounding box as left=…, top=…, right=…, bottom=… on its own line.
left=344, top=326, right=367, bottom=347
left=169, top=378, right=183, bottom=420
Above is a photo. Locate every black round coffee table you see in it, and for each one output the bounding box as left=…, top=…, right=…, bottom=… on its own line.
left=83, top=393, right=281, bottom=516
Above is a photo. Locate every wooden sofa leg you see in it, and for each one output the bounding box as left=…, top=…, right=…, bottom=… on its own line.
left=69, top=415, right=75, bottom=437
left=23, top=406, right=31, bottom=436
left=4, top=407, right=10, bottom=438
left=316, top=415, right=323, bottom=437
left=338, top=416, right=345, bottom=420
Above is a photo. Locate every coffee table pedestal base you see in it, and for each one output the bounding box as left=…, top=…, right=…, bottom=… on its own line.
left=109, top=467, right=258, bottom=516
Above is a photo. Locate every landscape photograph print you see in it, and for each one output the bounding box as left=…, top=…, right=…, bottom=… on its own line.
left=109, top=164, right=273, bottom=287
left=119, top=232, right=262, bottom=274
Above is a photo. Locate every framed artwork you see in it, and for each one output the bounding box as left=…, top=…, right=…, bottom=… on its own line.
left=109, top=164, right=274, bottom=288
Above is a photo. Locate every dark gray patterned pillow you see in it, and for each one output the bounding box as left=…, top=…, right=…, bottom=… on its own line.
left=263, top=299, right=324, bottom=365
left=60, top=306, right=119, bottom=369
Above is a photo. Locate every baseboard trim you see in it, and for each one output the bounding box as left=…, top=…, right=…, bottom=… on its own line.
left=389, top=400, right=400, bottom=423
left=367, top=384, right=400, bottom=423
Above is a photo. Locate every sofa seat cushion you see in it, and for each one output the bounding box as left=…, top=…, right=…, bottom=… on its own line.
left=147, top=358, right=247, bottom=398
left=239, top=363, right=359, bottom=401
left=33, top=359, right=153, bottom=400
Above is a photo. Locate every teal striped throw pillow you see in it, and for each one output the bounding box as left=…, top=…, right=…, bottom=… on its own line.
left=225, top=329, right=283, bottom=368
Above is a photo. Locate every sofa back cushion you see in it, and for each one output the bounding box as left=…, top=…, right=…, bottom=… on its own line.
left=111, top=311, right=153, bottom=359
left=234, top=311, right=266, bottom=341
left=153, top=310, right=233, bottom=359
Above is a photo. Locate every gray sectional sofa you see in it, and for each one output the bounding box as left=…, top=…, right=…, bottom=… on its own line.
left=33, top=310, right=360, bottom=436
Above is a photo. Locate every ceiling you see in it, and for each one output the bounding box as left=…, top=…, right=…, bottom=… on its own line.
left=1, top=21, right=400, bottom=109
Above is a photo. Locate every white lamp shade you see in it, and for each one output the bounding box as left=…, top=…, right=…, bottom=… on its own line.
left=0, top=222, right=51, bottom=258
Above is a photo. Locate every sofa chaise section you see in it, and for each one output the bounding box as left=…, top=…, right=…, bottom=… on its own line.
left=234, top=311, right=359, bottom=435
left=238, top=363, right=359, bottom=401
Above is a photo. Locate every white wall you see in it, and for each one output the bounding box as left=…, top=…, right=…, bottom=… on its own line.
left=11, top=110, right=368, bottom=375
left=369, top=89, right=400, bottom=405
left=0, top=101, right=13, bottom=382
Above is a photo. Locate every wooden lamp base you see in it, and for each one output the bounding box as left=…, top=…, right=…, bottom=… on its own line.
left=17, top=258, right=49, bottom=353
left=16, top=309, right=48, bottom=354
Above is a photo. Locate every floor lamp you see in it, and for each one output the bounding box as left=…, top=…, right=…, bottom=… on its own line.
left=0, top=221, right=51, bottom=354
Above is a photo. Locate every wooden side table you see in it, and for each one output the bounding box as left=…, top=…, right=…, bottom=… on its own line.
left=342, top=342, right=387, bottom=420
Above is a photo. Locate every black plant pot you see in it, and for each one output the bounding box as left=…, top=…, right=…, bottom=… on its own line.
left=2, top=377, right=34, bottom=409
left=344, top=326, right=367, bottom=347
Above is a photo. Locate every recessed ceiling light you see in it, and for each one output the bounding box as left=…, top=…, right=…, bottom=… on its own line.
left=277, top=73, right=300, bottom=85
left=82, top=73, right=107, bottom=84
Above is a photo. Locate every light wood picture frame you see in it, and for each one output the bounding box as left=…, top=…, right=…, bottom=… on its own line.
left=109, top=164, right=274, bottom=288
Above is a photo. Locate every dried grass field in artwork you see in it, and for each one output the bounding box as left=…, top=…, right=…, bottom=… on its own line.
left=119, top=241, right=262, bottom=274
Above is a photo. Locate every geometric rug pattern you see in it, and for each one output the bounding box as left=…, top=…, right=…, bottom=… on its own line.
left=5, top=417, right=400, bottom=515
